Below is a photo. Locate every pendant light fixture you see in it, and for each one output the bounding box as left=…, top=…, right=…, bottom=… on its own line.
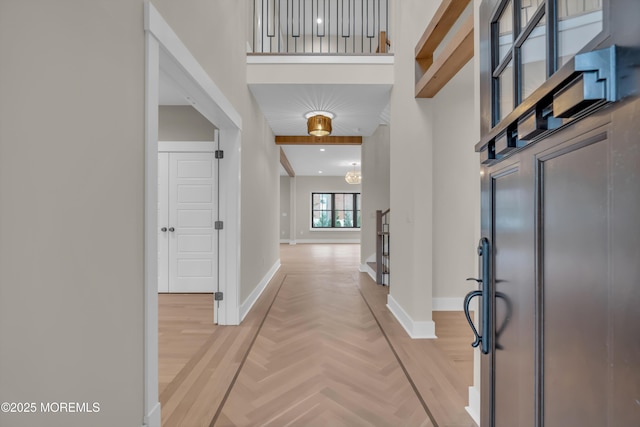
left=305, top=111, right=334, bottom=137
left=345, top=163, right=362, bottom=184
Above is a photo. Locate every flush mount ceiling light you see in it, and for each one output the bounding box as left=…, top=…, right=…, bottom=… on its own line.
left=345, top=162, right=362, bottom=184
left=305, top=111, right=334, bottom=137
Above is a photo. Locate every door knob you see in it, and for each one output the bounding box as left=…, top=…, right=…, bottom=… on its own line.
left=169, top=227, right=175, bottom=232
left=161, top=227, right=167, bottom=232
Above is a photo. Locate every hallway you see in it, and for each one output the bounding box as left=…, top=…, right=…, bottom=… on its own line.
left=159, top=244, right=475, bottom=426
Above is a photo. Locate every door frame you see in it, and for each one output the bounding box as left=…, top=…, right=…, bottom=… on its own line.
left=144, top=2, right=242, bottom=425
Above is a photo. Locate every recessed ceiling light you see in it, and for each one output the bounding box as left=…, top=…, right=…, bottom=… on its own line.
left=320, top=148, right=325, bottom=152
left=317, top=18, right=322, bottom=24
left=318, top=171, right=323, bottom=174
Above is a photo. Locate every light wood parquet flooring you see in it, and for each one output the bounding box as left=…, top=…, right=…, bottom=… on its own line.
left=215, top=272, right=433, bottom=426
left=158, top=294, right=217, bottom=396
left=158, top=244, right=476, bottom=427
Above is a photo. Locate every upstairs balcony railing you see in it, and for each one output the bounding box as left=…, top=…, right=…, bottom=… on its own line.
left=252, top=0, right=390, bottom=54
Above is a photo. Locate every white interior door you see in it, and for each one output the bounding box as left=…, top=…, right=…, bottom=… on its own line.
left=168, top=152, right=216, bottom=293
left=158, top=149, right=217, bottom=293
left=158, top=153, right=170, bottom=292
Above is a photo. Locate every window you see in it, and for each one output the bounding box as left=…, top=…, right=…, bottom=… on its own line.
left=312, top=192, right=361, bottom=229
left=490, top=0, right=603, bottom=126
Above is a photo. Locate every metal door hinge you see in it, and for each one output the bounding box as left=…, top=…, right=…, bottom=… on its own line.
left=215, top=221, right=224, bottom=230
left=215, top=150, right=224, bottom=159
left=214, top=292, right=223, bottom=301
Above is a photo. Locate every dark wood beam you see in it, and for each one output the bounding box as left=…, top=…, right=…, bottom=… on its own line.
left=279, top=147, right=295, bottom=177
left=275, top=136, right=363, bottom=145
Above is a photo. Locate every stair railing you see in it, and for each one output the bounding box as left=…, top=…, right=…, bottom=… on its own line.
left=252, top=0, right=391, bottom=54
left=376, top=208, right=390, bottom=286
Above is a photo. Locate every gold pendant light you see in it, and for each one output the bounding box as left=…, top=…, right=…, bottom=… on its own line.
left=305, top=111, right=334, bottom=137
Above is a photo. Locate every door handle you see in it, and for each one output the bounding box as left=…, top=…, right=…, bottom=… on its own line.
left=168, top=227, right=175, bottom=232
left=463, top=237, right=492, bottom=354
left=464, top=289, right=483, bottom=349
left=161, top=227, right=167, bottom=232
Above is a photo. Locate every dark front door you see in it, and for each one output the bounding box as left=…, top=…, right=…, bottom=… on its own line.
left=469, top=0, right=640, bottom=425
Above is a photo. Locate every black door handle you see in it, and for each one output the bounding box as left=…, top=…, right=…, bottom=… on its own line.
left=464, top=289, right=483, bottom=349
left=168, top=227, right=175, bottom=232
left=161, top=227, right=167, bottom=232
left=463, top=238, right=492, bottom=355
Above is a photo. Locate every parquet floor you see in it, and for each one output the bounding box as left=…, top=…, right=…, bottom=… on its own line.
left=215, top=272, right=432, bottom=426
left=158, top=244, right=476, bottom=427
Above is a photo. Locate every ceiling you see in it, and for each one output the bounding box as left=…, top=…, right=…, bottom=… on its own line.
left=160, top=72, right=389, bottom=177
left=250, top=82, right=389, bottom=177
left=280, top=144, right=362, bottom=176
left=248, top=83, right=391, bottom=136
left=160, top=70, right=195, bottom=105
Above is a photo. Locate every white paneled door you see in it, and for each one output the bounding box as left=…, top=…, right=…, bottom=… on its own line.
left=158, top=151, right=216, bottom=293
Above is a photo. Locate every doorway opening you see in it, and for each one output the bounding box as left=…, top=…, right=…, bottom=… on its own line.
left=144, top=3, right=242, bottom=425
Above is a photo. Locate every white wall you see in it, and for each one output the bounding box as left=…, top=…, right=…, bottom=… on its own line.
left=280, top=176, right=291, bottom=241
left=388, top=0, right=439, bottom=332
left=159, top=105, right=216, bottom=141
left=0, top=2, right=144, bottom=426
left=388, top=0, right=479, bottom=337
left=152, top=0, right=281, bottom=305
left=432, top=62, right=480, bottom=303
left=292, top=176, right=361, bottom=243
left=361, top=124, right=391, bottom=264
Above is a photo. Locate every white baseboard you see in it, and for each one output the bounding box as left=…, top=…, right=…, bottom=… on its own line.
left=240, top=259, right=281, bottom=321
left=143, top=402, right=161, bottom=427
left=386, top=294, right=437, bottom=339
left=294, top=238, right=360, bottom=244
left=279, top=239, right=298, bottom=245
left=465, top=385, right=481, bottom=426
left=432, top=297, right=464, bottom=311
left=359, top=263, right=376, bottom=281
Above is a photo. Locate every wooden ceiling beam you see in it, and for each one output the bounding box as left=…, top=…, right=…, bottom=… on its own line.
left=415, top=0, right=470, bottom=66
left=415, top=13, right=474, bottom=98
left=279, top=147, right=295, bottom=177
left=275, top=136, right=362, bottom=145
left=415, top=0, right=473, bottom=98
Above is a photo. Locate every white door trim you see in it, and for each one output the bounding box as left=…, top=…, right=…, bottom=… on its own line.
left=144, top=2, right=242, bottom=425
left=158, top=140, right=216, bottom=152
left=157, top=153, right=169, bottom=293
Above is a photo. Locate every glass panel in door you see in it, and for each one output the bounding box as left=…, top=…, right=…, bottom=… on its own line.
left=520, top=14, right=547, bottom=101
left=519, top=0, right=543, bottom=30
left=497, top=1, right=514, bottom=62
left=557, top=0, right=603, bottom=67
left=498, top=60, right=514, bottom=121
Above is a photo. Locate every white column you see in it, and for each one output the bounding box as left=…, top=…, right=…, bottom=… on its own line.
left=289, top=176, right=297, bottom=244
